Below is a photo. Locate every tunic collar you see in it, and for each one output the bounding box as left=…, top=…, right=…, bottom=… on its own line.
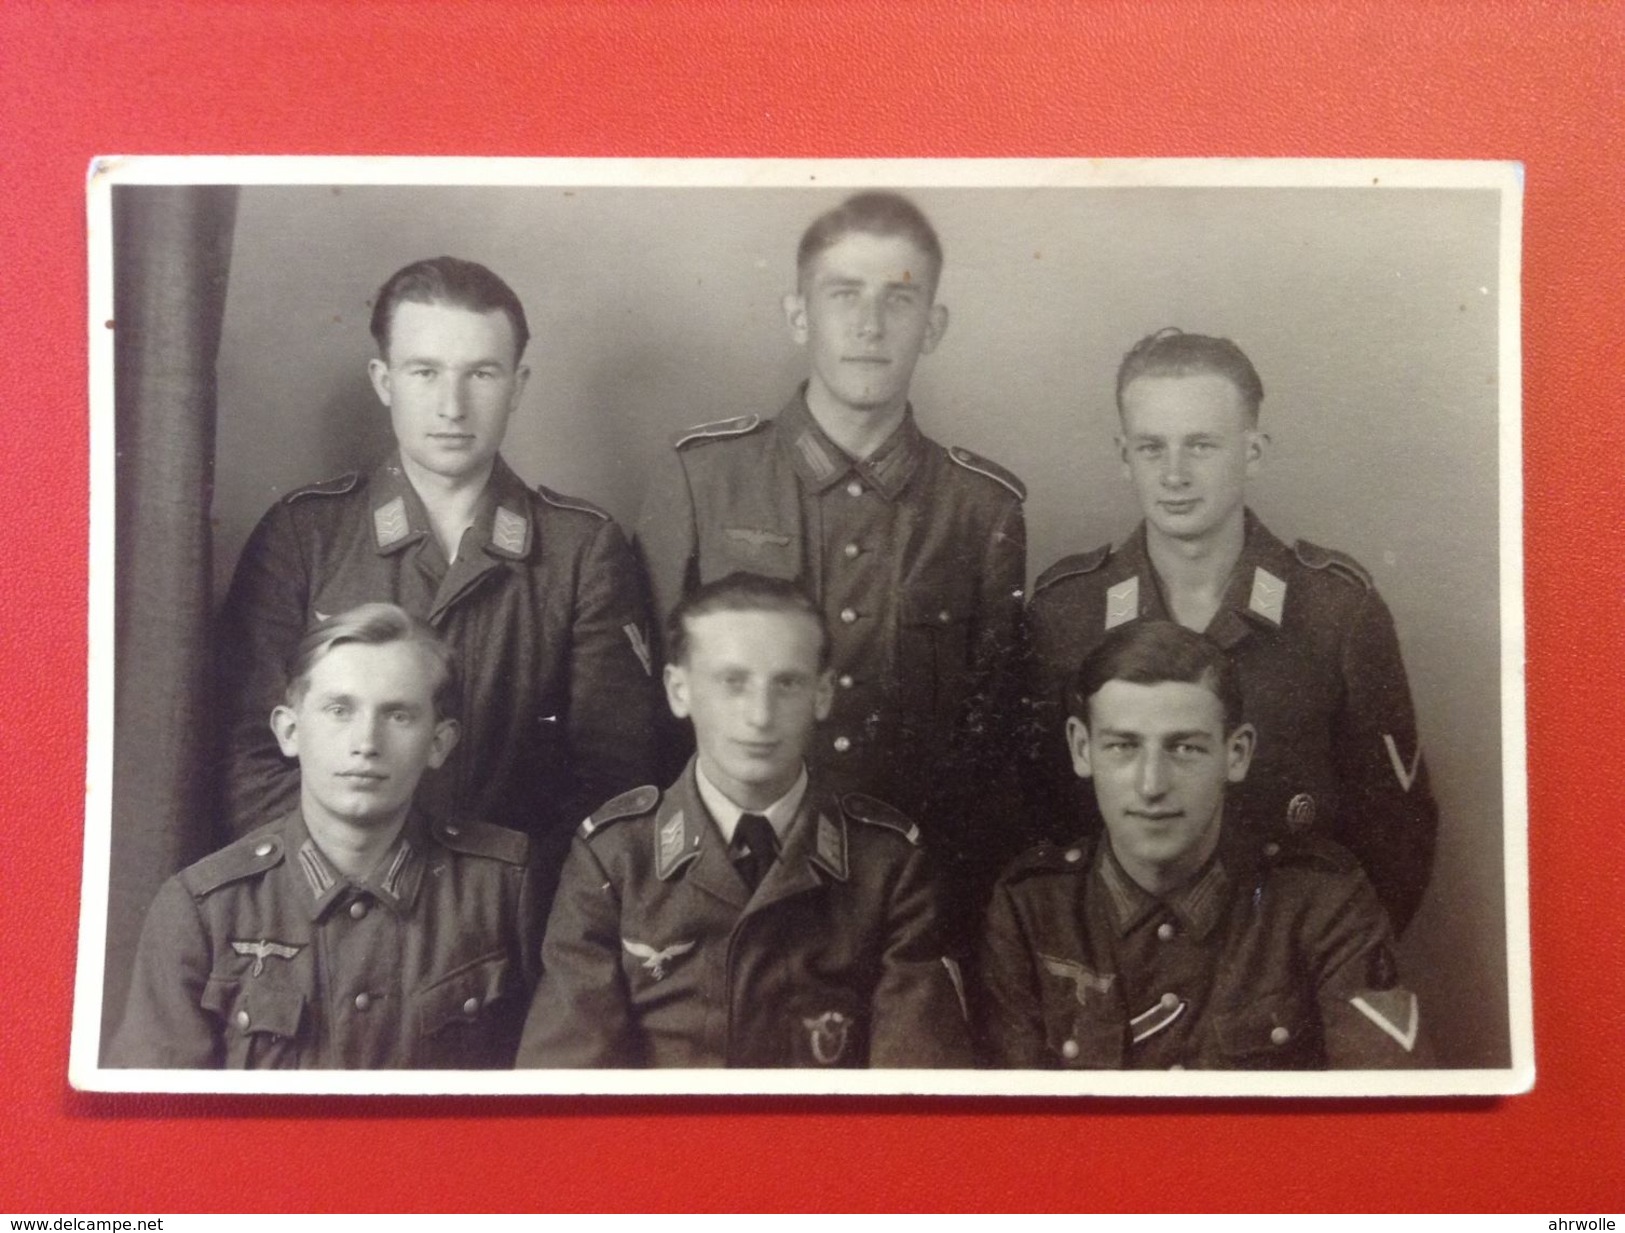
left=776, top=387, right=926, bottom=502
left=654, top=759, right=849, bottom=899
left=367, top=452, right=534, bottom=562
left=287, top=809, right=427, bottom=921
left=1094, top=836, right=1231, bottom=941
left=1115, top=509, right=1295, bottom=647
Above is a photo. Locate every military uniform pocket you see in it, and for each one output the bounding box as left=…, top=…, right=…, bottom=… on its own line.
left=1208, top=991, right=1317, bottom=1069
left=202, top=976, right=306, bottom=1068
left=898, top=585, right=975, bottom=715
left=415, top=951, right=519, bottom=1068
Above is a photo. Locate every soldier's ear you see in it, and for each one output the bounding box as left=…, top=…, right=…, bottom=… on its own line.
left=270, top=705, right=299, bottom=758
left=428, top=718, right=461, bottom=769
left=919, top=302, right=950, bottom=355
left=1066, top=716, right=1094, bottom=779
left=509, top=363, right=531, bottom=409
left=367, top=357, right=393, bottom=407
left=782, top=292, right=809, bottom=344
left=1245, top=427, right=1268, bottom=477
left=813, top=668, right=835, bottom=722
left=1225, top=722, right=1256, bottom=783
left=664, top=663, right=692, bottom=721
left=1114, top=430, right=1133, bottom=480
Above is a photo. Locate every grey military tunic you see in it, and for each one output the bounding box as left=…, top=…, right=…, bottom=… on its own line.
left=977, top=828, right=1426, bottom=1070
left=108, top=810, right=540, bottom=1069
left=517, top=762, right=973, bottom=1069
left=633, top=390, right=1029, bottom=914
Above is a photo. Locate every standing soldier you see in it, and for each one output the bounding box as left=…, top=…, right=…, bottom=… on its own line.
left=1027, top=329, right=1437, bottom=932
left=217, top=257, right=660, bottom=893
left=633, top=193, right=1028, bottom=940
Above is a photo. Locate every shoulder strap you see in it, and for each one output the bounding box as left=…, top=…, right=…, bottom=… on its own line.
left=947, top=445, right=1027, bottom=501
left=535, top=484, right=610, bottom=522
left=1293, top=539, right=1374, bottom=590
left=434, top=818, right=531, bottom=866
left=1033, top=544, right=1112, bottom=596
left=283, top=472, right=360, bottom=504
left=580, top=784, right=662, bottom=839
left=671, top=414, right=764, bottom=450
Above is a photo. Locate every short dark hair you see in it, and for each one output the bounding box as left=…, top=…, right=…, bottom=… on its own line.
left=1115, top=329, right=1265, bottom=423
left=796, top=191, right=944, bottom=294
left=666, top=572, right=831, bottom=671
left=369, top=256, right=531, bottom=362
left=1065, top=620, right=1244, bottom=733
left=285, top=602, right=461, bottom=721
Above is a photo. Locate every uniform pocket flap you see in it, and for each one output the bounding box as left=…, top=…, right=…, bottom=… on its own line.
left=202, top=976, right=306, bottom=1039
left=417, top=951, right=513, bottom=1036
left=900, top=584, right=972, bottom=626
left=1211, top=990, right=1310, bottom=1058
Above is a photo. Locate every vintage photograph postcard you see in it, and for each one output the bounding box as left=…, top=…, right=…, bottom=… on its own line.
left=71, top=156, right=1529, bottom=1097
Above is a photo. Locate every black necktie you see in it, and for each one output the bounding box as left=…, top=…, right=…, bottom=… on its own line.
left=734, top=813, right=777, bottom=891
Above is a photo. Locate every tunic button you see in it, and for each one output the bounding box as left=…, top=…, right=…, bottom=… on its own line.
left=462, top=997, right=481, bottom=1017
left=937, top=610, right=951, bottom=624
left=837, top=674, right=854, bottom=689
left=253, top=842, right=273, bottom=857
left=1064, top=848, right=1082, bottom=863
left=845, top=480, right=864, bottom=497
left=348, top=900, right=368, bottom=920
left=1263, top=841, right=1281, bottom=858
left=1270, top=1025, right=1291, bottom=1046
left=1160, top=992, right=1179, bottom=1010
left=843, top=542, right=860, bottom=559
left=1060, top=1039, right=1080, bottom=1060
left=1157, top=921, right=1176, bottom=942
left=444, top=825, right=461, bottom=837
left=1169, top=1063, right=1185, bottom=1071
left=833, top=736, right=851, bottom=753
left=354, top=992, right=371, bottom=1012
left=839, top=608, right=858, bottom=624
left=235, top=1010, right=250, bottom=1030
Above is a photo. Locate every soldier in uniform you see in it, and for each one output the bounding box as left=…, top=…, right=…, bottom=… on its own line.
left=979, top=619, right=1425, bottom=1070
left=1027, top=329, right=1437, bottom=931
left=633, top=192, right=1028, bottom=941
left=517, top=573, right=973, bottom=1069
left=110, top=604, right=540, bottom=1069
left=217, top=256, right=659, bottom=891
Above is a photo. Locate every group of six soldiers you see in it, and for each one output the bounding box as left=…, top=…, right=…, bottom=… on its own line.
left=112, top=189, right=1437, bottom=1070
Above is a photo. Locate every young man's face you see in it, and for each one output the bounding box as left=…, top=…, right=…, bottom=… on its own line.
left=665, top=608, right=834, bottom=811
left=1068, top=679, right=1253, bottom=890
left=1117, top=372, right=1262, bottom=545
left=272, top=640, right=460, bottom=831
left=368, top=299, right=530, bottom=485
left=784, top=231, right=948, bottom=419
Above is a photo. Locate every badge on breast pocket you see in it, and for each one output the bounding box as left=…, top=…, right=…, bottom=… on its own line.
left=800, top=1010, right=856, bottom=1066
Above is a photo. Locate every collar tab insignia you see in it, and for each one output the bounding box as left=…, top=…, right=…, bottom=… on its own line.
left=1248, top=566, right=1287, bottom=625
left=372, top=496, right=413, bottom=550
left=490, top=505, right=530, bottom=557
left=1105, top=576, right=1140, bottom=630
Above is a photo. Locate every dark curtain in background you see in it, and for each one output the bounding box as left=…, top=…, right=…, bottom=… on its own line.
left=103, top=185, right=238, bottom=1053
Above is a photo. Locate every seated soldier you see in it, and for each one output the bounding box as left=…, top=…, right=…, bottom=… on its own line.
left=109, top=603, right=539, bottom=1069
left=517, top=572, right=972, bottom=1069
left=978, top=620, right=1425, bottom=1070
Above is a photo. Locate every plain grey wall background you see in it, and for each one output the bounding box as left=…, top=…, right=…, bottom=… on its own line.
left=212, top=182, right=1509, bottom=1067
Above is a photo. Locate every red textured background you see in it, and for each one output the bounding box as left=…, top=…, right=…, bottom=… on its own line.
left=2, top=0, right=1620, bottom=1213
